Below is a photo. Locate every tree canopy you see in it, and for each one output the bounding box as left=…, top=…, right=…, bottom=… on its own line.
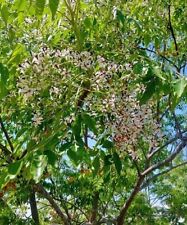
left=0, top=0, right=187, bottom=224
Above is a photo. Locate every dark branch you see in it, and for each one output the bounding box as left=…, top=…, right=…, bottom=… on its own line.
left=116, top=175, right=145, bottom=225
left=0, top=117, right=14, bottom=152
left=138, top=46, right=179, bottom=70
left=141, top=160, right=187, bottom=190
left=172, top=112, right=183, bottom=138
left=143, top=140, right=187, bottom=176
left=29, top=188, right=40, bottom=225
left=34, top=184, right=71, bottom=225
left=168, top=3, right=179, bottom=55
left=147, top=128, right=187, bottom=159
left=90, top=192, right=99, bottom=225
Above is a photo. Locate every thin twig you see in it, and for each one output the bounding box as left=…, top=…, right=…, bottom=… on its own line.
left=34, top=184, right=71, bottom=225
left=138, top=46, right=179, bottom=70
left=143, top=140, right=187, bottom=176
left=141, top=160, right=187, bottom=190
left=168, top=2, right=179, bottom=55
left=0, top=117, right=14, bottom=152
left=147, top=128, right=187, bottom=159
left=172, top=111, right=183, bottom=138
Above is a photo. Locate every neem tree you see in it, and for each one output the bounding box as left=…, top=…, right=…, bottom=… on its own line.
left=0, top=0, right=187, bottom=224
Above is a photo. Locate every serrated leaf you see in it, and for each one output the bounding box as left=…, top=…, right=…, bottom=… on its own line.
left=49, top=0, right=59, bottom=19
left=8, top=160, right=23, bottom=176
left=93, top=156, right=100, bottom=174
left=0, top=62, right=9, bottom=99
left=67, top=148, right=78, bottom=164
left=1, top=5, right=9, bottom=25
left=44, top=150, right=58, bottom=166
left=36, top=0, right=45, bottom=15
left=133, top=63, right=143, bottom=74
left=113, top=152, right=122, bottom=175
left=101, top=139, right=113, bottom=149
left=82, top=113, right=97, bottom=134
left=116, top=10, right=125, bottom=24
left=60, top=142, right=72, bottom=152
left=72, top=115, right=82, bottom=140
left=174, top=78, right=187, bottom=98
left=140, top=78, right=157, bottom=104
left=30, top=154, right=48, bottom=182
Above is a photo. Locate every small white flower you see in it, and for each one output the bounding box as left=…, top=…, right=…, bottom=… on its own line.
left=32, top=113, right=43, bottom=126
left=50, top=87, right=60, bottom=95
left=112, top=6, right=117, bottom=19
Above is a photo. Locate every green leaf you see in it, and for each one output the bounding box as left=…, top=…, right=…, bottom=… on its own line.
left=72, top=115, right=82, bottom=140
left=153, top=66, right=166, bottom=81
left=60, top=142, right=72, bottom=152
left=67, top=148, right=78, bottom=164
left=30, top=154, right=48, bottom=182
left=104, top=154, right=113, bottom=166
left=1, top=5, right=9, bottom=25
left=173, top=77, right=187, bottom=98
left=116, top=10, right=125, bottom=24
left=84, top=17, right=92, bottom=28
left=113, top=152, right=122, bottom=175
left=133, top=62, right=143, bottom=74
left=0, top=171, right=9, bottom=189
left=0, top=63, right=9, bottom=81
left=8, top=160, right=23, bottom=176
left=93, top=156, right=100, bottom=174
left=14, top=0, right=27, bottom=12
left=36, top=0, right=46, bottom=15
left=144, top=33, right=151, bottom=46
left=8, top=44, right=26, bottom=65
left=101, top=139, right=113, bottom=149
left=140, top=78, right=157, bottom=104
left=0, top=63, right=9, bottom=100
left=82, top=113, right=97, bottom=134
left=49, top=0, right=59, bottom=19
left=44, top=150, right=58, bottom=166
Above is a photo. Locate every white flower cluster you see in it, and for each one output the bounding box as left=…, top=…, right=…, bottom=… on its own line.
left=18, top=47, right=131, bottom=104
left=17, top=47, right=162, bottom=156
left=110, top=85, right=162, bottom=157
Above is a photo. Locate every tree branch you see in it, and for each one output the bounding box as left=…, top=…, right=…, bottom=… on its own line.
left=137, top=46, right=179, bottom=70
left=116, top=175, right=145, bottom=225
left=0, top=117, right=14, bottom=152
left=147, top=128, right=187, bottom=159
left=172, top=111, right=183, bottom=138
left=116, top=139, right=187, bottom=225
left=168, top=2, right=179, bottom=55
left=141, top=160, right=187, bottom=190
left=143, top=140, right=187, bottom=176
left=90, top=192, right=99, bottom=225
left=52, top=195, right=90, bottom=221
left=29, top=188, right=40, bottom=225
left=34, top=184, right=71, bottom=225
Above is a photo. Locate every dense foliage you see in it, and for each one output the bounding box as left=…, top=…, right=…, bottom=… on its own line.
left=0, top=0, right=187, bottom=224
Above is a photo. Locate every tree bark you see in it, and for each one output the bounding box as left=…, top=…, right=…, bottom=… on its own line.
left=90, top=192, right=99, bottom=225
left=116, top=176, right=144, bottom=225
left=29, top=188, right=40, bottom=225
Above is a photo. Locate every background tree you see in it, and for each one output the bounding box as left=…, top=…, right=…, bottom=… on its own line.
left=0, top=0, right=187, bottom=224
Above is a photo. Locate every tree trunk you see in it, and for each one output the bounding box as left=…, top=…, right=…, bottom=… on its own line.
left=116, top=176, right=144, bottom=225
left=29, top=189, right=40, bottom=225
